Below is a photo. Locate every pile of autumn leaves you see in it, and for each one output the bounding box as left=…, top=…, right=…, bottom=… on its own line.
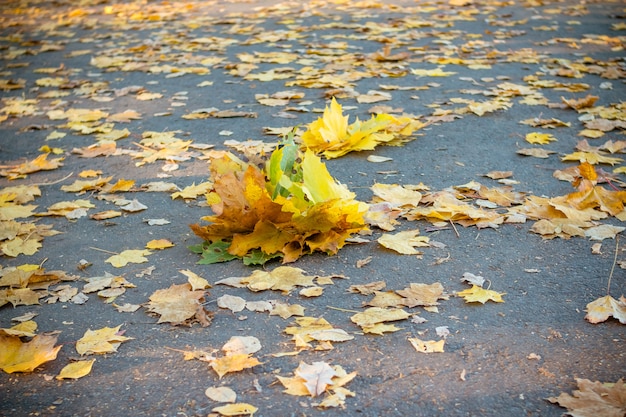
left=190, top=98, right=422, bottom=265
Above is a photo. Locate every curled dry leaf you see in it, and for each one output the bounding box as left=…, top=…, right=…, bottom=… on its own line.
left=585, top=295, right=626, bottom=324
left=547, top=378, right=626, bottom=417
left=408, top=337, right=445, bottom=353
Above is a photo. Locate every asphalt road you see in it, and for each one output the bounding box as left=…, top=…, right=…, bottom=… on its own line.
left=0, top=1, right=624, bottom=416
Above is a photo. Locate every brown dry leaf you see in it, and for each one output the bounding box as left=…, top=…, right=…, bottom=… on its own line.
left=0, top=288, right=41, bottom=308
left=0, top=333, right=61, bottom=373
left=75, top=325, right=132, bottom=355
left=516, top=148, right=556, bottom=158
left=562, top=95, right=599, bottom=110
left=584, top=295, right=626, bottom=324
left=145, top=283, right=208, bottom=326
left=396, top=282, right=449, bottom=307
left=209, top=353, right=261, bottom=379
left=547, top=378, right=626, bottom=417
left=350, top=307, right=410, bottom=332
left=348, top=280, right=386, bottom=295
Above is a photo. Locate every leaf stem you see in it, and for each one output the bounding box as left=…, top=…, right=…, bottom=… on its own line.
left=327, top=305, right=360, bottom=314
left=607, top=235, right=619, bottom=295
left=89, top=246, right=119, bottom=255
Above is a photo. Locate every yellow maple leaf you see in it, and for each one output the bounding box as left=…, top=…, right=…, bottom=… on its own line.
left=1, top=237, right=42, bottom=257
left=525, top=132, right=557, bottom=144
left=76, top=325, right=132, bottom=355
left=212, top=403, right=258, bottom=417
left=245, top=267, right=313, bottom=292
left=145, top=239, right=174, bottom=250
left=56, top=359, right=96, bottom=380
left=562, top=151, right=623, bottom=165
left=0, top=333, right=61, bottom=373
left=378, top=229, right=429, bottom=255
left=408, top=337, right=445, bottom=353
left=210, top=353, right=261, bottom=379
left=171, top=181, right=213, bottom=199
left=105, top=249, right=151, bottom=267
left=2, top=154, right=64, bottom=178
left=301, top=98, right=421, bottom=159
left=411, top=67, right=457, bottom=77
left=457, top=285, right=505, bottom=303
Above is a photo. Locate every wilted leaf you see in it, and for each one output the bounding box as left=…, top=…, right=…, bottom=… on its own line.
left=585, top=295, right=626, bottom=324
left=378, top=230, right=429, bottom=255
left=547, top=378, right=626, bottom=417
left=350, top=307, right=411, bottom=330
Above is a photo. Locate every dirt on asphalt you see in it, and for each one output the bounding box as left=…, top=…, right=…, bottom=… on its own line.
left=0, top=1, right=624, bottom=416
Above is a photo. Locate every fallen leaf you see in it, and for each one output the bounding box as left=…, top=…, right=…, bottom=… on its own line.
left=548, top=378, right=626, bottom=417
left=76, top=325, right=132, bottom=355
left=56, top=359, right=95, bottom=380
left=295, top=361, right=336, bottom=397
left=457, top=285, right=505, bottom=303
left=210, top=353, right=261, bottom=379
left=585, top=295, right=626, bottom=324
left=378, top=229, right=429, bottom=255
left=212, top=403, right=257, bottom=416
left=145, top=283, right=208, bottom=326
left=0, top=333, right=61, bottom=373
left=408, top=337, right=445, bottom=353
left=205, top=386, right=237, bottom=403
left=105, top=249, right=151, bottom=267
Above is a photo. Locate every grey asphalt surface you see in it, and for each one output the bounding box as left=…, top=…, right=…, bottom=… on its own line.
left=0, top=0, right=625, bottom=416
